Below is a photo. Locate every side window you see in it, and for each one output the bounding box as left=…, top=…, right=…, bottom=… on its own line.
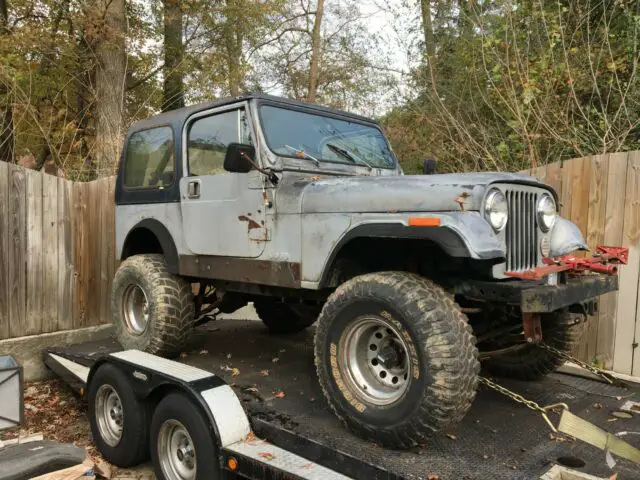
left=124, top=126, right=175, bottom=188
left=188, top=108, right=253, bottom=176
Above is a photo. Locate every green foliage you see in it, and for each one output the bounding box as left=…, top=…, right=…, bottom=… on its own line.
left=383, top=0, right=640, bottom=174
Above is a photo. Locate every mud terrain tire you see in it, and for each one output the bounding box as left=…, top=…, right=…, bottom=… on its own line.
left=112, top=254, right=194, bottom=357
left=254, top=299, right=320, bottom=334
left=314, top=272, right=479, bottom=449
left=482, top=310, right=585, bottom=381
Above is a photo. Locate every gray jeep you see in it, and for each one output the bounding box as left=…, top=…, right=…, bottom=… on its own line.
left=112, top=93, right=620, bottom=448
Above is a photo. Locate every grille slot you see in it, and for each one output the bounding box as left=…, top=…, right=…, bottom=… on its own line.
left=505, top=189, right=538, bottom=272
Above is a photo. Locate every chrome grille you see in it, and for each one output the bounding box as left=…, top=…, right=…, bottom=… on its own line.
left=505, top=189, right=538, bottom=272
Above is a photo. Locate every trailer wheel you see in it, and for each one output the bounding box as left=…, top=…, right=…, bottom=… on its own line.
left=254, top=299, right=320, bottom=334
left=482, top=310, right=585, bottom=380
left=112, top=254, right=194, bottom=356
left=314, top=272, right=480, bottom=449
left=151, top=392, right=220, bottom=480
left=88, top=364, right=149, bottom=467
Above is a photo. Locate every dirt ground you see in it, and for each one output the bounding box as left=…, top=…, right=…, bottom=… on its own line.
left=0, top=379, right=154, bottom=479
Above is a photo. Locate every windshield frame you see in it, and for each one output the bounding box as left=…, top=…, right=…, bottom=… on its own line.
left=256, top=100, right=397, bottom=171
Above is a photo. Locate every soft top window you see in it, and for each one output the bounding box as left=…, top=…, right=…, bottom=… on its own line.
left=124, top=126, right=175, bottom=189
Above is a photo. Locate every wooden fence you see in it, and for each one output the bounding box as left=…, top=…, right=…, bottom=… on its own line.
left=0, top=152, right=638, bottom=374
left=0, top=162, right=115, bottom=340
left=523, top=151, right=640, bottom=375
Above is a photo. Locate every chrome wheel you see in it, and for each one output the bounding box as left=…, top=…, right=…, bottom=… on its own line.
left=158, top=419, right=196, bottom=480
left=122, top=284, right=150, bottom=335
left=339, top=316, right=411, bottom=406
left=95, top=385, right=123, bottom=447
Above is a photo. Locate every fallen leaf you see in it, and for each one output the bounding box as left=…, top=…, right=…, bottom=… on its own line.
left=609, top=473, right=618, bottom=480
left=200, top=349, right=208, bottom=355
left=593, top=402, right=603, bottom=409
left=483, top=455, right=488, bottom=460
left=279, top=349, right=286, bottom=353
left=245, top=387, right=259, bottom=393
left=259, top=369, right=270, bottom=376
left=227, top=353, right=232, bottom=359
left=232, top=368, right=240, bottom=377
left=272, top=357, right=280, bottom=363
left=259, top=452, right=275, bottom=461
left=180, top=352, right=188, bottom=359
left=446, top=434, right=456, bottom=440
left=245, top=432, right=256, bottom=442
left=302, top=463, right=313, bottom=469
left=220, top=365, right=233, bottom=372
left=427, top=474, right=440, bottom=480
left=274, top=391, right=285, bottom=398
left=607, top=417, right=618, bottom=422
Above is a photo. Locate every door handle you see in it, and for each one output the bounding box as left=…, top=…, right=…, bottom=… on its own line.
left=187, top=180, right=200, bottom=199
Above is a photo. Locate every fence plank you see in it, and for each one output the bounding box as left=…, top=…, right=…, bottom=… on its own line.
left=614, top=151, right=640, bottom=374
left=0, top=162, right=8, bottom=339
left=72, top=182, right=89, bottom=328
left=57, top=178, right=73, bottom=331
left=545, top=161, right=563, bottom=199
left=597, top=152, right=629, bottom=368
left=560, top=159, right=575, bottom=218
left=87, top=180, right=102, bottom=325
left=582, top=154, right=610, bottom=361
left=25, top=169, right=43, bottom=336
left=41, top=173, right=58, bottom=333
left=8, top=165, right=27, bottom=338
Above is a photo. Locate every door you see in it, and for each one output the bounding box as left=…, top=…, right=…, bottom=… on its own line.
left=179, top=104, right=267, bottom=257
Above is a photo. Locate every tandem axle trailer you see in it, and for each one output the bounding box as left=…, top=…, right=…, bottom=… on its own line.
left=44, top=319, right=640, bottom=480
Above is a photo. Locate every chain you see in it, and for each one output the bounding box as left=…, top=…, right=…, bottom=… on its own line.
left=478, top=377, right=568, bottom=432
left=537, top=342, right=619, bottom=385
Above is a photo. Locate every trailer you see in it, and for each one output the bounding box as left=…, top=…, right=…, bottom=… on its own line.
left=44, top=318, right=640, bottom=480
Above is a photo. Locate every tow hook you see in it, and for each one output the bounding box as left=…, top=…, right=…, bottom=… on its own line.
left=523, top=313, right=542, bottom=343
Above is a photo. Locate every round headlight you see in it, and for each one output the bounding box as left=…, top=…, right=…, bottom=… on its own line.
left=484, top=189, right=508, bottom=231
left=537, top=194, right=556, bottom=232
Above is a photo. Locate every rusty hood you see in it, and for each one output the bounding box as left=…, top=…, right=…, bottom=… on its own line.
left=293, top=172, right=550, bottom=214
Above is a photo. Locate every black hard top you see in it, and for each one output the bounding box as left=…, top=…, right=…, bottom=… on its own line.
left=47, top=320, right=640, bottom=480
left=129, top=93, right=379, bottom=134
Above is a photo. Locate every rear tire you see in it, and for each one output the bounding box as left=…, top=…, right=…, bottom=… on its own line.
left=151, top=393, right=220, bottom=480
left=254, top=299, right=320, bottom=334
left=112, top=254, right=194, bottom=357
left=314, top=272, right=479, bottom=449
left=88, top=364, right=150, bottom=467
left=482, top=310, right=585, bottom=381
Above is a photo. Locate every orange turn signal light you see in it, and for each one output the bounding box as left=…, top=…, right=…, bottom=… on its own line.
left=227, top=457, right=238, bottom=470
left=408, top=217, right=441, bottom=227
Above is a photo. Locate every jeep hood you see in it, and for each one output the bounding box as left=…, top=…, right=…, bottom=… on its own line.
left=290, top=172, right=550, bottom=214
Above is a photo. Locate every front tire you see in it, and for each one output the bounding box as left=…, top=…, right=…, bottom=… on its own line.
left=150, top=393, right=220, bottom=480
left=112, top=254, right=195, bottom=357
left=314, top=272, right=479, bottom=449
left=482, top=310, right=585, bottom=381
left=88, top=364, right=150, bottom=467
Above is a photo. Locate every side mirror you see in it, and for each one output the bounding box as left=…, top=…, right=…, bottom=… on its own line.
left=224, top=143, right=255, bottom=173
left=423, top=158, right=437, bottom=175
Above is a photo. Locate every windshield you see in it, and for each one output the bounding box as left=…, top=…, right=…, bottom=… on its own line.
left=259, top=105, right=396, bottom=169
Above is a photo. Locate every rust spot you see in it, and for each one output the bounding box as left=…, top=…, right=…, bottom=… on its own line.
left=238, top=215, right=261, bottom=231
left=455, top=192, right=471, bottom=211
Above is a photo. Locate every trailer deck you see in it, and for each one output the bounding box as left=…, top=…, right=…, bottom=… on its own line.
left=45, top=319, right=640, bottom=479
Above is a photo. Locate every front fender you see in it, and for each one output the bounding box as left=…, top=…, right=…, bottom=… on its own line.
left=549, top=217, right=588, bottom=257
left=314, top=212, right=504, bottom=287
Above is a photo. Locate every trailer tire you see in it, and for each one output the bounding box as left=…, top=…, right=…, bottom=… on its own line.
left=315, top=272, right=479, bottom=449
left=88, top=364, right=150, bottom=467
left=151, top=392, right=220, bottom=480
left=254, top=299, right=320, bottom=334
left=112, top=254, right=194, bottom=357
left=482, top=311, right=585, bottom=381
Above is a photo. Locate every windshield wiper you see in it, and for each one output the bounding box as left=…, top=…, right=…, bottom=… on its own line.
left=326, top=143, right=373, bottom=171
left=284, top=145, right=320, bottom=167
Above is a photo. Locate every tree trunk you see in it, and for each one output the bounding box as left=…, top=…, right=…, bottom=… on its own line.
left=0, top=0, right=14, bottom=163
left=163, top=0, right=184, bottom=111
left=420, top=0, right=435, bottom=59
left=89, top=0, right=126, bottom=178
left=224, top=0, right=243, bottom=97
left=307, top=0, right=324, bottom=103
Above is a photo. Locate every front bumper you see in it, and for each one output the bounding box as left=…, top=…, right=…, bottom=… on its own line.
left=454, top=275, right=619, bottom=313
